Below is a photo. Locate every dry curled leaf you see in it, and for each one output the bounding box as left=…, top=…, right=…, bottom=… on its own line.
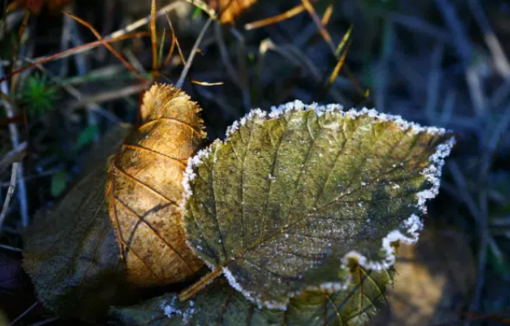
left=106, top=84, right=205, bottom=286
left=181, top=101, right=455, bottom=309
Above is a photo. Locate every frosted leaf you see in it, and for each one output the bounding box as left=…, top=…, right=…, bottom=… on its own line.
left=182, top=102, right=454, bottom=309
left=110, top=268, right=394, bottom=326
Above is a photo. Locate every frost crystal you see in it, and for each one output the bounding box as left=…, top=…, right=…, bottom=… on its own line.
left=160, top=297, right=197, bottom=325
left=341, top=214, right=424, bottom=270
left=416, top=137, right=455, bottom=213
left=223, top=266, right=289, bottom=310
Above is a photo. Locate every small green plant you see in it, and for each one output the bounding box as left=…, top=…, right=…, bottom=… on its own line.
left=19, top=73, right=58, bottom=117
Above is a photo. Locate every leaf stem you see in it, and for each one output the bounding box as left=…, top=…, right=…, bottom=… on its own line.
left=178, top=267, right=223, bottom=302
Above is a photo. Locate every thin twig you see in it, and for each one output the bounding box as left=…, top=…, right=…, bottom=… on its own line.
left=245, top=4, right=306, bottom=30
left=301, top=0, right=335, bottom=54
left=0, top=163, right=19, bottom=231
left=26, top=317, right=59, bottom=326
left=0, top=63, right=28, bottom=227
left=214, top=23, right=241, bottom=85
left=0, top=141, right=27, bottom=174
left=176, top=17, right=213, bottom=89
left=63, top=11, right=144, bottom=80
left=69, top=82, right=150, bottom=110
left=434, top=0, right=472, bottom=62
left=0, top=32, right=149, bottom=84
left=0, top=243, right=22, bottom=252
left=26, top=317, right=60, bottom=326
left=165, top=13, right=186, bottom=66
left=109, top=2, right=181, bottom=39
left=8, top=301, right=38, bottom=326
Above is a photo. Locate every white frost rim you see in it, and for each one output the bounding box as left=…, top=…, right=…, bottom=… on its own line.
left=181, top=100, right=455, bottom=310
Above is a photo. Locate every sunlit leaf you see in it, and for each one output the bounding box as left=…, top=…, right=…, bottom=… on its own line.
left=106, top=84, right=205, bottom=286
left=182, top=101, right=455, bottom=309
left=23, top=85, right=206, bottom=319
left=207, top=0, right=258, bottom=24
left=110, top=266, right=393, bottom=326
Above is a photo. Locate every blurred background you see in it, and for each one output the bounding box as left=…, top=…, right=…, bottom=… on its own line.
left=0, top=0, right=509, bottom=325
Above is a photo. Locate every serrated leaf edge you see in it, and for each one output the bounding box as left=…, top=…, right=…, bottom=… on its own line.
left=181, top=100, right=455, bottom=310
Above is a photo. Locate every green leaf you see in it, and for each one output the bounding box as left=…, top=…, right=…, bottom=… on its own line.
left=192, top=7, right=202, bottom=19
left=23, top=166, right=133, bottom=319
left=110, top=266, right=394, bottom=326
left=75, top=124, right=99, bottom=150
left=50, top=170, right=68, bottom=197
left=182, top=102, right=455, bottom=309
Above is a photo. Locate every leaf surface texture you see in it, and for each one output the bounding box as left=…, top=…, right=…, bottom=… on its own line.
left=111, top=266, right=393, bottom=326
left=107, top=84, right=205, bottom=286
left=182, top=102, right=454, bottom=308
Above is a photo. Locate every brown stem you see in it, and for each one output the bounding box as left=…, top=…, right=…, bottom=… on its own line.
left=178, top=267, right=223, bottom=302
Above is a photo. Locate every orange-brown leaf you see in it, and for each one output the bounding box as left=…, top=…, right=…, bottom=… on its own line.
left=107, top=84, right=205, bottom=286
left=208, top=0, right=257, bottom=24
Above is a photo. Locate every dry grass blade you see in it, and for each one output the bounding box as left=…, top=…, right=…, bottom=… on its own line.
left=7, top=301, right=38, bottom=326
left=0, top=142, right=27, bottom=174
left=150, top=0, right=158, bottom=71
left=324, top=39, right=352, bottom=95
left=18, top=10, right=30, bottom=40
left=69, top=82, right=151, bottom=110
left=157, top=29, right=166, bottom=69
left=321, top=3, right=334, bottom=26
left=335, top=25, right=352, bottom=57
left=164, top=13, right=186, bottom=67
left=163, top=28, right=176, bottom=68
left=191, top=80, right=224, bottom=86
left=0, top=163, right=19, bottom=234
left=245, top=3, right=306, bottom=30
left=0, top=32, right=149, bottom=85
left=10, top=9, right=31, bottom=93
left=301, top=0, right=335, bottom=53
left=63, top=12, right=144, bottom=80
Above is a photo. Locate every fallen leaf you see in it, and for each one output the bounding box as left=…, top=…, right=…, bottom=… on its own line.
left=23, top=165, right=132, bottom=319
left=110, top=265, right=393, bottom=326
left=182, top=101, right=455, bottom=309
left=208, top=0, right=257, bottom=24
left=106, top=84, right=205, bottom=286
left=23, top=85, right=206, bottom=319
